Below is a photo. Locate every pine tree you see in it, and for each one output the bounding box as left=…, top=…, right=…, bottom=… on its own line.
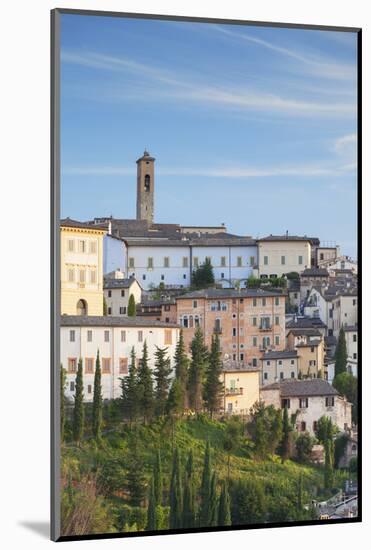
left=128, top=294, right=136, bottom=317
left=103, top=296, right=108, bottom=316
left=324, top=438, right=334, bottom=490
left=121, top=347, right=139, bottom=424
left=153, top=346, right=172, bottom=416
left=92, top=350, right=103, bottom=440
left=199, top=441, right=212, bottom=527
left=335, top=326, right=348, bottom=377
left=60, top=364, right=66, bottom=443
left=174, top=330, right=189, bottom=409
left=297, top=472, right=304, bottom=516
left=183, top=450, right=196, bottom=529
left=137, top=341, right=154, bottom=423
left=188, top=327, right=208, bottom=412
left=126, top=441, right=147, bottom=507
left=169, top=447, right=183, bottom=529
left=192, top=258, right=215, bottom=289
left=153, top=449, right=163, bottom=506
left=146, top=477, right=157, bottom=531
left=218, top=481, right=232, bottom=526
left=280, top=405, right=291, bottom=462
left=72, top=358, right=84, bottom=444
left=208, top=472, right=218, bottom=527
left=203, top=333, right=223, bottom=417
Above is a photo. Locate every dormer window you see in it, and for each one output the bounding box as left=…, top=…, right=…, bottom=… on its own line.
left=144, top=174, right=150, bottom=191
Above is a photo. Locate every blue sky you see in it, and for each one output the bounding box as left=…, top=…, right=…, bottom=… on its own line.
left=60, top=14, right=358, bottom=257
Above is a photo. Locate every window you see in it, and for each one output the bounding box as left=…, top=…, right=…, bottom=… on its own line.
left=253, top=317, right=257, bottom=326
left=119, top=358, right=128, bottom=374
left=252, top=358, right=257, bottom=367
left=89, top=241, right=97, bottom=254
left=85, top=358, right=94, bottom=374
left=281, top=256, right=286, bottom=265
left=313, top=421, right=318, bottom=432
left=325, top=396, right=335, bottom=407
left=264, top=256, right=268, bottom=265
left=266, top=360, right=270, bottom=366
left=161, top=275, right=165, bottom=281
left=237, top=256, right=242, bottom=267
left=291, top=371, right=295, bottom=378
left=278, top=360, right=282, bottom=366
left=291, top=359, right=295, bottom=365
left=144, top=174, right=150, bottom=191
left=119, top=307, right=126, bottom=315
left=275, top=336, right=280, bottom=346
left=79, top=269, right=85, bottom=283
left=281, top=399, right=290, bottom=409
left=275, top=316, right=279, bottom=325
left=68, top=239, right=74, bottom=252
left=193, top=300, right=198, bottom=308
left=311, top=346, right=315, bottom=353
left=164, top=257, right=170, bottom=268
left=70, top=381, right=75, bottom=392
left=69, top=330, right=75, bottom=342
left=129, top=257, right=135, bottom=268
left=165, top=329, right=172, bottom=345
left=108, top=290, right=112, bottom=298
left=120, top=289, right=125, bottom=297
left=102, top=358, right=111, bottom=373
left=121, top=330, right=126, bottom=342
left=240, top=353, right=244, bottom=361
left=147, top=257, right=154, bottom=269
left=183, top=274, right=187, bottom=279
left=253, top=298, right=257, bottom=307
left=108, top=307, right=112, bottom=315
left=232, top=327, right=237, bottom=337
left=221, top=273, right=224, bottom=279
left=353, top=299, right=357, bottom=306
left=253, top=337, right=257, bottom=347
left=260, top=317, right=271, bottom=330
left=104, top=330, right=110, bottom=342
left=280, top=372, right=284, bottom=380
left=298, top=255, right=303, bottom=265
left=138, top=330, right=143, bottom=342
left=78, top=240, right=86, bottom=253
left=275, top=297, right=280, bottom=306
left=68, top=268, right=74, bottom=282
left=68, top=358, right=77, bottom=373
left=90, top=270, right=97, bottom=284
left=262, top=336, right=270, bottom=349
left=294, top=292, right=298, bottom=299
left=142, top=274, right=146, bottom=281
left=299, top=398, right=309, bottom=408
left=183, top=257, right=188, bottom=268
left=87, top=330, right=92, bottom=342
left=353, top=334, right=357, bottom=342
left=87, top=384, right=92, bottom=394
left=300, top=421, right=306, bottom=432
left=250, top=256, right=255, bottom=266
left=193, top=257, right=199, bottom=267
left=353, top=353, right=357, bottom=359
left=221, top=256, right=226, bottom=267
left=262, top=297, right=266, bottom=306
left=264, top=372, right=268, bottom=380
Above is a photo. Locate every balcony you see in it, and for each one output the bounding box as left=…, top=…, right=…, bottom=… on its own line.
left=225, top=387, right=243, bottom=396
left=214, top=327, right=223, bottom=334
left=259, top=323, right=271, bottom=332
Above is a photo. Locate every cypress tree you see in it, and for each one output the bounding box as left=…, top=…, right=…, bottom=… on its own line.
left=280, top=405, right=291, bottom=462
left=72, top=358, right=84, bottom=444
left=169, top=447, right=183, bottom=529
left=137, top=341, right=155, bottom=423
left=324, top=438, right=334, bottom=490
left=126, top=440, right=147, bottom=507
left=153, top=346, right=172, bottom=416
left=335, top=326, right=348, bottom=377
left=188, top=327, right=208, bottom=412
left=208, top=472, right=218, bottom=527
left=297, top=472, right=304, bottom=516
left=203, top=333, right=224, bottom=417
left=199, top=441, right=212, bottom=527
left=128, top=294, right=136, bottom=317
left=92, top=350, right=103, bottom=440
left=121, top=347, right=139, bottom=424
left=218, top=481, right=232, bottom=526
left=153, top=449, right=163, bottom=506
left=183, top=450, right=196, bottom=529
left=60, top=364, right=66, bottom=443
left=146, top=477, right=157, bottom=531
left=174, top=330, right=189, bottom=409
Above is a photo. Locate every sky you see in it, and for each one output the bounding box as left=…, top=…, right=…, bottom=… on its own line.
left=60, top=14, right=358, bottom=257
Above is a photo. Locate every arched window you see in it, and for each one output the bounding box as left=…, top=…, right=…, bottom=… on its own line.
left=189, top=315, right=194, bottom=328
left=144, top=174, right=150, bottom=191
left=76, top=299, right=88, bottom=316
left=182, top=315, right=189, bottom=328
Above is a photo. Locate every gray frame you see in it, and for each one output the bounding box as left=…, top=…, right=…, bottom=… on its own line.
left=51, top=8, right=362, bottom=542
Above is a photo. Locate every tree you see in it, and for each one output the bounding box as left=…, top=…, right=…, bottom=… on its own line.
left=121, top=347, right=139, bottom=424
left=203, top=333, right=224, bottom=417
left=126, top=442, right=147, bottom=507
left=73, top=358, right=84, bottom=444
left=230, top=478, right=266, bottom=525
left=153, top=346, right=172, bottom=416
left=316, top=416, right=337, bottom=490
left=174, top=330, right=189, bottom=409
left=128, top=294, right=136, bottom=317
left=208, top=472, right=218, bottom=527
left=188, top=327, right=209, bottom=412
left=60, top=364, right=67, bottom=443
left=146, top=477, right=157, bottom=531
left=280, top=405, right=292, bottom=462
left=92, top=350, right=103, bottom=440
left=223, top=418, right=242, bottom=480
left=335, top=326, right=348, bottom=377
left=199, top=442, right=212, bottom=527
left=166, top=379, right=183, bottom=418
left=103, top=296, right=108, bottom=316
left=137, top=341, right=155, bottom=423
left=169, top=447, right=183, bottom=529
left=153, top=449, right=163, bottom=506
left=247, top=402, right=283, bottom=459
left=297, top=473, right=304, bottom=516
left=295, top=432, right=315, bottom=463
left=324, top=438, right=334, bottom=490
left=218, top=481, right=232, bottom=526
left=333, top=371, right=358, bottom=423
left=192, top=257, right=215, bottom=289
left=183, top=450, right=196, bottom=529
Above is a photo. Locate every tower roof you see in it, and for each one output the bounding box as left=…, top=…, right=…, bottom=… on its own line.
left=136, top=149, right=155, bottom=163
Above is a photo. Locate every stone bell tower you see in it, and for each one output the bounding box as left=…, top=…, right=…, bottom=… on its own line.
left=136, top=150, right=155, bottom=224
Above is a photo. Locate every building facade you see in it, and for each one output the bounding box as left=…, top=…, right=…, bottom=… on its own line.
left=61, top=316, right=179, bottom=401
left=104, top=274, right=142, bottom=316
left=261, top=350, right=299, bottom=385
left=257, top=235, right=313, bottom=278
left=222, top=364, right=260, bottom=415
left=60, top=219, right=106, bottom=316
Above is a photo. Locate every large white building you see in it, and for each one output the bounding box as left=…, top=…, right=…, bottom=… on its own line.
left=61, top=316, right=179, bottom=401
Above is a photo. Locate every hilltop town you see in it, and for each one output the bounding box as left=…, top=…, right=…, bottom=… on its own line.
left=60, top=151, right=358, bottom=534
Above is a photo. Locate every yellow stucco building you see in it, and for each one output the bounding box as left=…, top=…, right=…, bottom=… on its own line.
left=222, top=365, right=260, bottom=415
left=60, top=219, right=107, bottom=316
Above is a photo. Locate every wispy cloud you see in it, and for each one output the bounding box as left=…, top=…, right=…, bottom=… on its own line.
left=212, top=25, right=356, bottom=81
left=332, top=133, right=357, bottom=168
left=62, top=50, right=355, bottom=118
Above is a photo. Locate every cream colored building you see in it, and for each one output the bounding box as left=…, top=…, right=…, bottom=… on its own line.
left=61, top=219, right=106, bottom=316
left=261, top=350, right=299, bottom=385
left=258, top=235, right=312, bottom=278
left=222, top=363, right=260, bottom=415
left=104, top=271, right=142, bottom=316
left=287, top=328, right=325, bottom=378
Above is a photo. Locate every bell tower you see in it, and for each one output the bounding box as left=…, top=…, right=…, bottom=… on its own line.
left=136, top=150, right=155, bottom=224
